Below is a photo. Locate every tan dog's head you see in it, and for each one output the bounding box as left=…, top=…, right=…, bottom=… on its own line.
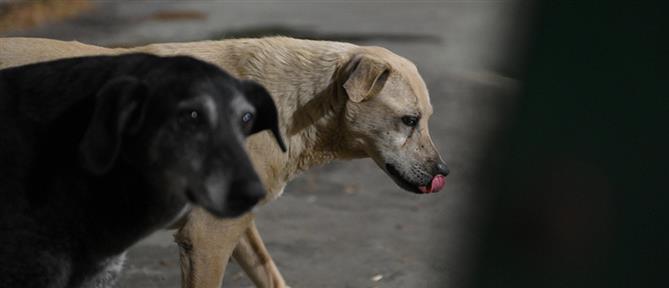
left=338, top=47, right=449, bottom=194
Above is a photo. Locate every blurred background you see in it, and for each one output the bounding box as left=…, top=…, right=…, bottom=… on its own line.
left=2, top=1, right=666, bottom=288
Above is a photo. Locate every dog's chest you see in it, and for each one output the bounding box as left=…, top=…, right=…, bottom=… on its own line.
left=79, top=253, right=126, bottom=288
left=261, top=186, right=286, bottom=205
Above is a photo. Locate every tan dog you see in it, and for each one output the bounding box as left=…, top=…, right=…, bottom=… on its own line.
left=0, top=37, right=450, bottom=288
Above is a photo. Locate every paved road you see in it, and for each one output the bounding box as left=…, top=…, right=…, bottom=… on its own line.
left=3, top=1, right=519, bottom=287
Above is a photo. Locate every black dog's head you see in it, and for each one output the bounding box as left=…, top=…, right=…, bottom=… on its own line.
left=79, top=55, right=286, bottom=218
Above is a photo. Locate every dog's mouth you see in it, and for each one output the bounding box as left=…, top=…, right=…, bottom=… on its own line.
left=385, top=164, right=446, bottom=194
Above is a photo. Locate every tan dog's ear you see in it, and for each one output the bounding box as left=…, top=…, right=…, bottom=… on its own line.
left=342, top=54, right=390, bottom=103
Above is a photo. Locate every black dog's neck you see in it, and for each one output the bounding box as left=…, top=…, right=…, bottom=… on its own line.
left=82, top=166, right=186, bottom=259
left=23, top=96, right=186, bottom=263
left=30, top=157, right=186, bottom=262
left=26, top=160, right=188, bottom=288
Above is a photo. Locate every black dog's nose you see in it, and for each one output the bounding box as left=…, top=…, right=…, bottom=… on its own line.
left=224, top=180, right=266, bottom=217
left=436, top=162, right=450, bottom=176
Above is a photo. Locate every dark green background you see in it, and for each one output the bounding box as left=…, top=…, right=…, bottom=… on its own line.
left=470, top=2, right=668, bottom=288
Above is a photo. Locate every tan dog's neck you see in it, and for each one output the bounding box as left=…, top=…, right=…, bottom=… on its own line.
left=283, top=81, right=364, bottom=174
left=188, top=38, right=366, bottom=194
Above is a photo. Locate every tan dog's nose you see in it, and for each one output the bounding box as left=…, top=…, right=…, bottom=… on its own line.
left=436, top=162, right=450, bottom=177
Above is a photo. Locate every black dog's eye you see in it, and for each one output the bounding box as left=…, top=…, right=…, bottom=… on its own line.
left=241, top=112, right=255, bottom=132
left=178, top=109, right=203, bottom=126
left=242, top=112, right=254, bottom=124
left=401, top=115, right=419, bottom=127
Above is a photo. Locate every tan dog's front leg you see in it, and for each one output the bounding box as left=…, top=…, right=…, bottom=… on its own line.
left=175, top=207, right=253, bottom=288
left=232, top=219, right=287, bottom=288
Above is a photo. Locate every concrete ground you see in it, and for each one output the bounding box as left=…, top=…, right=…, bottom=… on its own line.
left=2, top=1, right=519, bottom=287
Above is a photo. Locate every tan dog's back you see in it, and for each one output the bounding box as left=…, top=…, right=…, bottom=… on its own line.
left=0, top=38, right=122, bottom=68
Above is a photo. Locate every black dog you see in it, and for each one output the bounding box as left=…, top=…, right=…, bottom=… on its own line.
left=0, top=54, right=286, bottom=288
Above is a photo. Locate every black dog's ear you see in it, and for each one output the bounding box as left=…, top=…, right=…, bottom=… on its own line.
left=241, top=80, right=287, bottom=152
left=79, top=77, right=148, bottom=175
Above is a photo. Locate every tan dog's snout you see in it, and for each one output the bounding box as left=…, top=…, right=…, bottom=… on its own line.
left=383, top=152, right=449, bottom=194
left=426, top=140, right=450, bottom=178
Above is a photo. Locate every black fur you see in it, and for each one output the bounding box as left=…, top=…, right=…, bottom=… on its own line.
left=0, top=54, right=284, bottom=288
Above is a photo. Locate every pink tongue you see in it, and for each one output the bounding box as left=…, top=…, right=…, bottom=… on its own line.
left=418, top=175, right=446, bottom=193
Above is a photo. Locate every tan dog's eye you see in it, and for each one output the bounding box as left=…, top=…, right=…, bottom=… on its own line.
left=401, top=116, right=419, bottom=127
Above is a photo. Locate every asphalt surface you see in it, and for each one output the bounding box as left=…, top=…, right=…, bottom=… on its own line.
left=3, top=1, right=519, bottom=287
